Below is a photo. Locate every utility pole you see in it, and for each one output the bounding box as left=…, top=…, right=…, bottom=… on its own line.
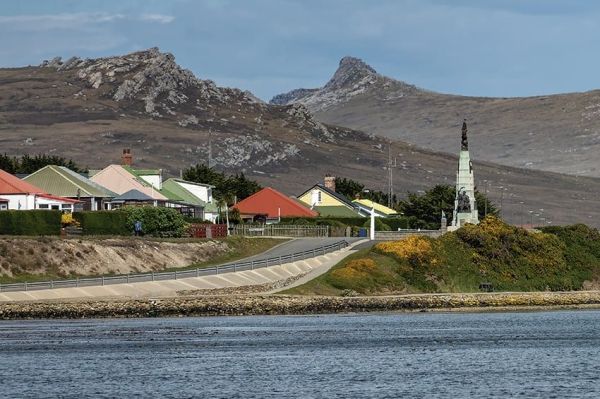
left=387, top=140, right=397, bottom=208
left=208, top=128, right=213, bottom=168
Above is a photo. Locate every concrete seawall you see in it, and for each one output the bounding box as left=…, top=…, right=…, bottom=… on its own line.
left=2, top=291, right=600, bottom=319
left=0, top=240, right=366, bottom=302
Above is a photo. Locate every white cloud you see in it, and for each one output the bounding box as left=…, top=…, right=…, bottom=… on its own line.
left=140, top=14, right=175, bottom=24
left=0, top=12, right=125, bottom=31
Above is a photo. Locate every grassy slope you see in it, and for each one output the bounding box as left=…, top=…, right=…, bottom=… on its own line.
left=0, top=237, right=286, bottom=284
left=285, top=217, right=600, bottom=296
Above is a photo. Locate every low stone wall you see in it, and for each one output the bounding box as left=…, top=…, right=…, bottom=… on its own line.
left=2, top=291, right=600, bottom=319
left=374, top=230, right=443, bottom=240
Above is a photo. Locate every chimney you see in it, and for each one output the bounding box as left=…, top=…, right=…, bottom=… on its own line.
left=324, top=175, right=336, bottom=192
left=121, top=148, right=132, bottom=166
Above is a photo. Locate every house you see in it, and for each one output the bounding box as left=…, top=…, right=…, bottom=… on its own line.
left=110, top=189, right=158, bottom=208
left=90, top=164, right=168, bottom=207
left=0, top=169, right=79, bottom=211
left=161, top=178, right=219, bottom=221
left=23, top=165, right=115, bottom=211
left=297, top=176, right=368, bottom=218
left=352, top=199, right=398, bottom=218
left=234, top=187, right=318, bottom=223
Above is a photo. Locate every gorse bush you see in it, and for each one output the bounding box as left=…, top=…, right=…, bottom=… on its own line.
left=308, top=216, right=600, bottom=295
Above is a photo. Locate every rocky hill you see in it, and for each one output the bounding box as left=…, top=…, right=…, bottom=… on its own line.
left=2, top=48, right=600, bottom=226
left=271, top=57, right=600, bottom=178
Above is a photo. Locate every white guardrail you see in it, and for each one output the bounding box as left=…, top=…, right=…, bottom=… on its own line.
left=0, top=240, right=350, bottom=293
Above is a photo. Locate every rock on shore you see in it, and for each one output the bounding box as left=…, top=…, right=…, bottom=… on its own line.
left=2, top=292, right=600, bottom=319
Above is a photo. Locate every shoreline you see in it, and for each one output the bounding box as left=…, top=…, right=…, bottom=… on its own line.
left=2, top=291, right=600, bottom=319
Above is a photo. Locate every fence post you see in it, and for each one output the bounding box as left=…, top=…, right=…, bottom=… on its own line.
left=196, top=268, right=199, bottom=278
left=234, top=263, right=237, bottom=272
left=279, top=255, right=282, bottom=265
left=174, top=271, right=178, bottom=280
left=126, top=274, right=130, bottom=284
left=250, top=260, right=254, bottom=269
left=216, top=265, right=219, bottom=275
left=152, top=272, right=155, bottom=281
left=24, top=281, right=28, bottom=291
left=51, top=280, right=54, bottom=289
left=76, top=278, right=80, bottom=287
left=102, top=276, right=105, bottom=286
left=266, top=258, right=269, bottom=268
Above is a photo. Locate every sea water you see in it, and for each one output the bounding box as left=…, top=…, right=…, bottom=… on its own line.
left=0, top=310, right=599, bottom=398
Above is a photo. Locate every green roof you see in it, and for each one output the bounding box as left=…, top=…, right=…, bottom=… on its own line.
left=314, top=205, right=365, bottom=218
left=23, top=165, right=116, bottom=198
left=121, top=165, right=161, bottom=177
left=161, top=178, right=219, bottom=212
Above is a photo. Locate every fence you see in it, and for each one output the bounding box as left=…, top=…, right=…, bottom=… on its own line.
left=0, top=240, right=349, bottom=293
left=374, top=229, right=443, bottom=240
left=188, top=224, right=228, bottom=238
left=231, top=224, right=329, bottom=237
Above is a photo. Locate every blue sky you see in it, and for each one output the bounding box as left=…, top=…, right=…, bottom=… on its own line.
left=2, top=0, right=600, bottom=100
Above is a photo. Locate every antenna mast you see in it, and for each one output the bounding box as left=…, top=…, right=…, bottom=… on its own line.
left=387, top=140, right=397, bottom=208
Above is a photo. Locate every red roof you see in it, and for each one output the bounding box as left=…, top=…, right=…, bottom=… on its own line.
left=0, top=169, right=45, bottom=195
left=234, top=187, right=318, bottom=218
left=37, top=193, right=80, bottom=204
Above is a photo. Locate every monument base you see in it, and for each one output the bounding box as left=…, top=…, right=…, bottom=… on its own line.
left=448, top=212, right=479, bottom=232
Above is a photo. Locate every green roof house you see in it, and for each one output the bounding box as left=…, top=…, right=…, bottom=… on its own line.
left=23, top=165, right=116, bottom=211
left=161, top=178, right=219, bottom=221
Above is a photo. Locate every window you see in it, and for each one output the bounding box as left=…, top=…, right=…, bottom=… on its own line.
left=0, top=204, right=7, bottom=210
left=38, top=204, right=49, bottom=209
left=51, top=205, right=59, bottom=210
left=61, top=204, right=72, bottom=210
left=311, top=189, right=321, bottom=205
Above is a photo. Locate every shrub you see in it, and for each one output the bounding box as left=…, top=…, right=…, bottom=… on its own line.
left=74, top=211, right=129, bottom=235
left=363, top=218, right=392, bottom=231
left=122, top=206, right=187, bottom=237
left=0, top=210, right=61, bottom=236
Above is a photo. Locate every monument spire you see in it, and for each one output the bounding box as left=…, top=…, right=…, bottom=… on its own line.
left=461, top=119, right=468, bottom=151
left=449, top=119, right=479, bottom=231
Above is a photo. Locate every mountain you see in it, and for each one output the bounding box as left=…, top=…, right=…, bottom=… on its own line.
left=271, top=57, right=600, bottom=178
left=2, top=48, right=600, bottom=226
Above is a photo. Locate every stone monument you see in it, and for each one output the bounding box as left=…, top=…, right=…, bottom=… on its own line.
left=449, top=120, right=479, bottom=231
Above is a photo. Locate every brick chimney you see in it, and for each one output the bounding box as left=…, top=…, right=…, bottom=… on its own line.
left=324, top=175, right=336, bottom=192
left=121, top=148, right=132, bottom=166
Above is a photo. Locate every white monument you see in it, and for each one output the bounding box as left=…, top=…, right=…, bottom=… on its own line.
left=449, top=120, right=479, bottom=231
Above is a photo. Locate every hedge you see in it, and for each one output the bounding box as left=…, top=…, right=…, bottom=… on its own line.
left=279, top=216, right=428, bottom=230
left=73, top=211, right=129, bottom=236
left=0, top=210, right=61, bottom=236
left=74, top=207, right=187, bottom=237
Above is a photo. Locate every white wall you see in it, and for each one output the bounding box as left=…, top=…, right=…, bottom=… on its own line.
left=178, top=181, right=212, bottom=203
left=1, top=194, right=73, bottom=211
left=140, top=175, right=162, bottom=190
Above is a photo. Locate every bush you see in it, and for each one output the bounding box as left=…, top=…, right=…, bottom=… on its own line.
left=74, top=211, right=129, bottom=235
left=122, top=207, right=187, bottom=237
left=363, top=218, right=392, bottom=231
left=0, top=210, right=61, bottom=236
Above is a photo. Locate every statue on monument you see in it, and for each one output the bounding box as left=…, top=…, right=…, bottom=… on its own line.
left=457, top=188, right=471, bottom=213
left=461, top=119, right=468, bottom=151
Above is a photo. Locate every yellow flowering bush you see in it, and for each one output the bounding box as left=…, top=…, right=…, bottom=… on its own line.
left=374, top=236, right=437, bottom=266
left=328, top=258, right=402, bottom=294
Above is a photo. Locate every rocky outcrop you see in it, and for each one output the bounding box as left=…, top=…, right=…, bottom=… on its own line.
left=41, top=47, right=260, bottom=117
left=270, top=56, right=421, bottom=112
left=2, top=292, right=600, bottom=319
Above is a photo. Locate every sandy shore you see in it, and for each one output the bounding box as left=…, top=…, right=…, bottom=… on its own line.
left=1, top=291, right=600, bottom=319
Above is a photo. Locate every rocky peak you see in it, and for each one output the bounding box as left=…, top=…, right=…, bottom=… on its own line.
left=324, top=56, right=378, bottom=91
left=41, top=47, right=261, bottom=117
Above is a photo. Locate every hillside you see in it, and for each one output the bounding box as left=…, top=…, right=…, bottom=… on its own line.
left=2, top=49, right=600, bottom=226
left=272, top=57, right=600, bottom=177
left=285, top=218, right=600, bottom=296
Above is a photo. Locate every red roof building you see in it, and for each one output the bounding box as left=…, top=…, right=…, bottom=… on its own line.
left=0, top=169, right=79, bottom=211
left=234, top=187, right=318, bottom=222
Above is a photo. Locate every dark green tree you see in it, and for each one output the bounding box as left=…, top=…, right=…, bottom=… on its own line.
left=334, top=177, right=398, bottom=208
left=399, top=184, right=498, bottom=227
left=183, top=164, right=261, bottom=204
left=0, top=153, right=84, bottom=174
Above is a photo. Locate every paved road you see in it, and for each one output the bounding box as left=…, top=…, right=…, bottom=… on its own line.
left=240, top=237, right=362, bottom=263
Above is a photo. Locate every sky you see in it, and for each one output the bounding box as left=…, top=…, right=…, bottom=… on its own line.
left=2, top=0, right=600, bottom=100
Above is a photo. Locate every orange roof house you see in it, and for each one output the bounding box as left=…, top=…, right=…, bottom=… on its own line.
left=234, top=187, right=318, bottom=222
